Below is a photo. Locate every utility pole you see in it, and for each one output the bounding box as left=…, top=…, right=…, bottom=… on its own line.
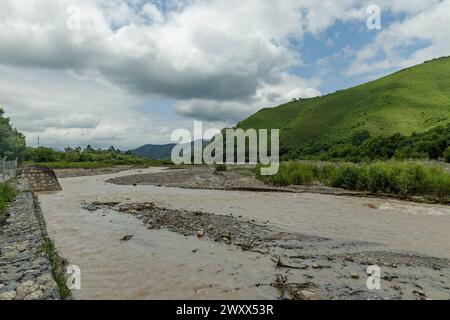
left=38, top=136, right=40, bottom=148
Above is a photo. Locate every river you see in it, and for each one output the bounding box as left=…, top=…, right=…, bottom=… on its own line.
left=38, top=168, right=450, bottom=299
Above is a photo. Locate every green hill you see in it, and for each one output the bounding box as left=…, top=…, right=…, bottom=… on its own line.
left=237, top=57, right=450, bottom=158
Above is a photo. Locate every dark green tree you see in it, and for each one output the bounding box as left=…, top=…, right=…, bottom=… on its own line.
left=0, top=108, right=26, bottom=159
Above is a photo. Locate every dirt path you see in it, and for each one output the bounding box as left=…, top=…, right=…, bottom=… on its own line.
left=38, top=168, right=450, bottom=300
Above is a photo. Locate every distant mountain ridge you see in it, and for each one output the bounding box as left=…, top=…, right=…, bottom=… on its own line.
left=237, top=56, right=450, bottom=157
left=130, top=144, right=176, bottom=160
left=130, top=140, right=209, bottom=160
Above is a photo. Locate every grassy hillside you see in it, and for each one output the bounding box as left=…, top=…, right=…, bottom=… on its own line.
left=237, top=57, right=450, bottom=158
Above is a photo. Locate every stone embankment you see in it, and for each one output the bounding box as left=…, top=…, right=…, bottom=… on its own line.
left=19, top=165, right=62, bottom=192
left=0, top=179, right=63, bottom=300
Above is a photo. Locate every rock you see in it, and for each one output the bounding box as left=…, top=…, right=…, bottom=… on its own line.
left=24, top=290, right=44, bottom=300
left=16, top=243, right=28, bottom=253
left=197, top=230, right=205, bottom=238
left=0, top=291, right=17, bottom=300
left=297, top=290, right=315, bottom=300
left=351, top=273, right=360, bottom=279
left=16, top=281, right=39, bottom=297
left=5, top=281, right=19, bottom=291
left=413, top=290, right=427, bottom=298
left=0, top=271, right=24, bottom=282
left=37, top=274, right=54, bottom=286
left=312, top=264, right=332, bottom=269
left=120, top=235, right=133, bottom=242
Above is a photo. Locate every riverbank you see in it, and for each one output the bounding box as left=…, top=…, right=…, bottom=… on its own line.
left=38, top=168, right=450, bottom=300
left=0, top=179, right=69, bottom=300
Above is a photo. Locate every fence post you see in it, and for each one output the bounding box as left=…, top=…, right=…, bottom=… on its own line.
left=15, top=158, right=18, bottom=177
left=2, top=157, right=6, bottom=181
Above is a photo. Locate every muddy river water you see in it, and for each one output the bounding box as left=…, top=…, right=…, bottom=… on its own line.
left=38, top=168, right=450, bottom=300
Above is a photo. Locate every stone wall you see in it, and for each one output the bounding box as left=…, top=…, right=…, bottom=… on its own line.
left=18, top=165, right=62, bottom=192
left=0, top=180, right=61, bottom=300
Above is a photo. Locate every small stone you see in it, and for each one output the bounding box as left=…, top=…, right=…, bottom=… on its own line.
left=297, top=290, right=315, bottom=300
left=16, top=281, right=39, bottom=297
left=24, top=290, right=44, bottom=300
left=351, top=273, right=360, bottom=279
left=0, top=291, right=17, bottom=300
left=16, top=244, right=28, bottom=253
left=120, top=235, right=133, bottom=241
left=37, top=274, right=54, bottom=286
left=197, top=230, right=205, bottom=238
left=5, top=281, right=19, bottom=291
left=413, top=290, right=427, bottom=298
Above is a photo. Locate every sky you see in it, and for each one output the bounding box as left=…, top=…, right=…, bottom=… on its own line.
left=0, top=0, right=449, bottom=150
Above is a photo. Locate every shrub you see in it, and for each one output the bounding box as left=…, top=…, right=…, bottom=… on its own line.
left=214, top=164, right=227, bottom=172
left=0, top=183, right=15, bottom=225
left=331, top=165, right=362, bottom=190
left=444, top=147, right=450, bottom=163
left=256, top=161, right=450, bottom=199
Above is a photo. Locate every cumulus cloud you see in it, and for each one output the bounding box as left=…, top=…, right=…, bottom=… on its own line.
left=0, top=0, right=448, bottom=147
left=174, top=73, right=321, bottom=121
left=346, top=0, right=450, bottom=75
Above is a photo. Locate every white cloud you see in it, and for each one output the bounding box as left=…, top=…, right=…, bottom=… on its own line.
left=0, top=0, right=448, bottom=147
left=346, top=0, right=450, bottom=75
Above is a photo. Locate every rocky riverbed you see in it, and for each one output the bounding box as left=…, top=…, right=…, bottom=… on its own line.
left=0, top=180, right=61, bottom=300
left=82, top=201, right=450, bottom=300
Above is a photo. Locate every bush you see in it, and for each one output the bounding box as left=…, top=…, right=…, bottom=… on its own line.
left=214, top=164, right=227, bottom=172
left=256, top=161, right=450, bottom=199
left=331, top=165, right=362, bottom=190
left=444, top=147, right=450, bottom=163
left=0, top=183, right=15, bottom=225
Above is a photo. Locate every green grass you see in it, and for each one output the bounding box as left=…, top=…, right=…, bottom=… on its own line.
left=257, top=161, right=450, bottom=200
left=214, top=164, right=227, bottom=172
left=238, top=56, right=450, bottom=158
left=40, top=236, right=72, bottom=300
left=0, top=182, right=15, bottom=225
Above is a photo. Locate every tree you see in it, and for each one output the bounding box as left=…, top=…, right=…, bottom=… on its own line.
left=351, top=130, right=371, bottom=146
left=0, top=108, right=26, bottom=159
left=32, top=147, right=59, bottom=162
left=444, top=147, right=450, bottom=163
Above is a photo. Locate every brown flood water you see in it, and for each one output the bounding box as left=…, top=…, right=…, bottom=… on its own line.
left=38, top=168, right=450, bottom=299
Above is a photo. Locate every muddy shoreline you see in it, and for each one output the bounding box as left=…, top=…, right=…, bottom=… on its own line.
left=82, top=201, right=450, bottom=300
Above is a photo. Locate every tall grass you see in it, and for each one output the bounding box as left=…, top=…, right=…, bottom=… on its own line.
left=0, top=183, right=15, bottom=225
left=256, top=162, right=450, bottom=199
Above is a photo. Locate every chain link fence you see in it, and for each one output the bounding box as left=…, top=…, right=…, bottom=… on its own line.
left=0, top=157, right=18, bottom=182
